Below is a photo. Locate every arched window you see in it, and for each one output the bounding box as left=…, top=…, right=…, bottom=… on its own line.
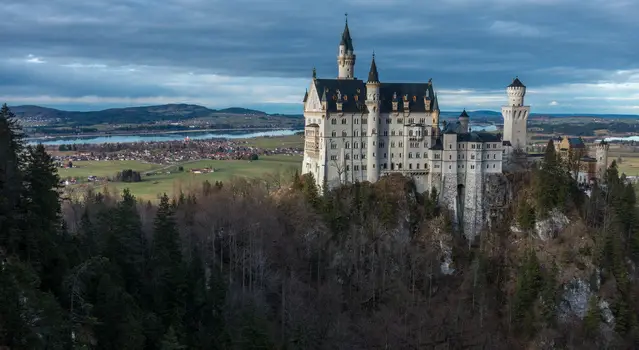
left=345, top=142, right=350, bottom=149
left=372, top=128, right=376, bottom=134
left=345, top=154, right=350, bottom=160
left=354, top=142, right=359, bottom=149
left=331, top=118, right=337, bottom=125
left=342, top=130, right=347, bottom=137
left=331, top=131, right=336, bottom=137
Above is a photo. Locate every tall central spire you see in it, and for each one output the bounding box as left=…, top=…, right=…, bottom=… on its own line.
left=340, top=13, right=354, bottom=52
left=337, top=14, right=356, bottom=79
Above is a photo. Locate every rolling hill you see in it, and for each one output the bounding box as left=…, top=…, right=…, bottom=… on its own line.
left=10, top=104, right=299, bottom=126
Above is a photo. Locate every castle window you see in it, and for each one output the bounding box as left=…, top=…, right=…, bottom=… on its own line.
left=472, top=144, right=476, bottom=149
left=416, top=163, right=420, bottom=169
left=413, top=96, right=417, bottom=102
left=493, top=164, right=496, bottom=168
left=362, top=154, right=366, bottom=159
left=449, top=144, right=452, bottom=149
left=354, top=118, right=359, bottom=124
left=354, top=95, right=358, bottom=101
left=409, top=130, right=413, bottom=136
left=345, top=142, right=350, bottom=148
left=399, top=131, right=403, bottom=136
left=345, top=154, right=350, bottom=160
left=409, top=164, right=413, bottom=169
left=471, top=155, right=475, bottom=160
left=362, top=131, right=367, bottom=136
left=408, top=152, right=413, bottom=158
left=362, top=142, right=366, bottom=148
left=471, top=165, right=475, bottom=169
left=386, top=118, right=391, bottom=124
left=391, top=153, right=394, bottom=158
left=391, top=142, right=395, bottom=147
left=398, top=163, right=402, bottom=169
left=342, top=131, right=347, bottom=137
left=384, top=153, right=387, bottom=158
left=449, top=165, right=452, bottom=169
left=331, top=131, right=336, bottom=137
left=398, top=142, right=403, bottom=147
left=449, top=155, right=452, bottom=160
left=341, top=119, right=346, bottom=124
left=487, top=164, right=489, bottom=169
left=391, top=130, right=396, bottom=136
left=362, top=165, right=367, bottom=170
left=379, top=142, right=385, bottom=148
left=425, top=163, right=428, bottom=169
left=354, top=130, right=359, bottom=137
left=362, top=118, right=367, bottom=124
left=331, top=118, right=336, bottom=125
left=331, top=143, right=337, bottom=149
left=408, top=118, right=414, bottom=124
left=330, top=155, right=337, bottom=161
left=344, top=95, right=348, bottom=101
left=354, top=154, right=359, bottom=160
left=420, top=118, right=425, bottom=124
left=354, top=142, right=359, bottom=148
left=372, top=128, right=376, bottom=134
left=416, top=153, right=421, bottom=158
left=494, top=154, right=496, bottom=159
left=398, top=119, right=403, bottom=123
left=399, top=153, right=402, bottom=158
left=346, top=165, right=350, bottom=170
left=384, top=131, right=388, bottom=136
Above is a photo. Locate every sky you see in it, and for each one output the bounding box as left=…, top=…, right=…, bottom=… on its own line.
left=2, top=0, right=639, bottom=115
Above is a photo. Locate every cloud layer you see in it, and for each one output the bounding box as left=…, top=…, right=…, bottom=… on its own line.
left=2, top=0, right=639, bottom=113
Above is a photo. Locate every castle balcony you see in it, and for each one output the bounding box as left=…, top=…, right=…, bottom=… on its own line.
left=381, top=169, right=429, bottom=176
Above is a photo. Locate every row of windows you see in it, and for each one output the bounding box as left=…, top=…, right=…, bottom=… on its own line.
left=330, top=117, right=430, bottom=125
left=448, top=143, right=500, bottom=150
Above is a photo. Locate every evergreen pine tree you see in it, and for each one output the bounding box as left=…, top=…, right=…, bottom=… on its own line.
left=151, top=194, right=187, bottom=334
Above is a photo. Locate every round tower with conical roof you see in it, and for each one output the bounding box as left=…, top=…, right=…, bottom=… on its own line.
left=366, top=53, right=380, bottom=182
left=501, top=77, right=530, bottom=151
left=459, top=109, right=469, bottom=133
left=337, top=14, right=356, bottom=79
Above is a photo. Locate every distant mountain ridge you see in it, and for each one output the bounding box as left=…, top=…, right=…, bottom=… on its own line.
left=10, top=104, right=638, bottom=125
left=10, top=104, right=302, bottom=127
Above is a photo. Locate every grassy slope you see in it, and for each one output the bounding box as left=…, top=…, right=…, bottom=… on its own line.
left=60, top=153, right=302, bottom=201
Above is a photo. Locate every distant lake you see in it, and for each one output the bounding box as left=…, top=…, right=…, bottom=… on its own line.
left=28, top=123, right=498, bottom=146
left=29, top=129, right=303, bottom=146
left=602, top=136, right=639, bottom=142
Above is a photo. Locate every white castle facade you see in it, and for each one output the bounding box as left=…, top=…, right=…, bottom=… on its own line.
left=301, top=18, right=530, bottom=239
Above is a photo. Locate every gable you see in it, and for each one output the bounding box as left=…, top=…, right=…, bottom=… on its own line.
left=306, top=82, right=322, bottom=112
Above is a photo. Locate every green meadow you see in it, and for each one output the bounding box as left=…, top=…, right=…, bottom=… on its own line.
left=59, top=143, right=302, bottom=202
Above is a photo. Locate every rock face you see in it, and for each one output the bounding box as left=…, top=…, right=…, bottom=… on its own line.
left=559, top=278, right=592, bottom=320
left=439, top=172, right=510, bottom=242
left=535, top=209, right=570, bottom=241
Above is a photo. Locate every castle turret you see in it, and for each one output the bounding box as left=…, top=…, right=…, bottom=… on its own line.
left=501, top=77, right=530, bottom=151
left=459, top=109, right=469, bottom=133
left=596, top=140, right=609, bottom=180
left=337, top=15, right=356, bottom=79
left=365, top=53, right=380, bottom=182
left=432, top=94, right=440, bottom=135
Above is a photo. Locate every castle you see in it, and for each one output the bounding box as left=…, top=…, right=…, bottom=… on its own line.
left=300, top=17, right=594, bottom=239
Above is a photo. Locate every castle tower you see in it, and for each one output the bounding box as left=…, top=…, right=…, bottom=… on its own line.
left=596, top=141, right=609, bottom=180
left=459, top=109, right=469, bottom=133
left=501, top=77, right=530, bottom=151
left=365, top=54, right=380, bottom=182
left=337, top=15, right=356, bottom=79
left=432, top=94, right=440, bottom=135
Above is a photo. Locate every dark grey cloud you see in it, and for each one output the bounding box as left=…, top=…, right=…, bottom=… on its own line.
left=1, top=0, right=639, bottom=113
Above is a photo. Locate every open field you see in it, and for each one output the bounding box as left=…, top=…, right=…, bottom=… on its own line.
left=58, top=160, right=161, bottom=179
left=242, top=134, right=304, bottom=149
left=61, top=154, right=302, bottom=201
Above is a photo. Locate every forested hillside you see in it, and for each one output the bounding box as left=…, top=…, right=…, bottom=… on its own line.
left=2, top=102, right=639, bottom=349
